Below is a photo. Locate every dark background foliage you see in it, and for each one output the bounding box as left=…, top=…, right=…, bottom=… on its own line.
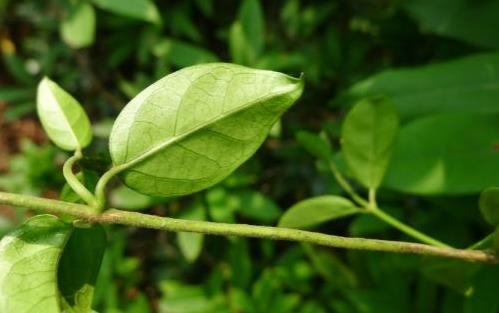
left=1, top=0, right=498, bottom=312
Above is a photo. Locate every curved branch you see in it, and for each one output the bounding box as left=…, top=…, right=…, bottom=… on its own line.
left=0, top=191, right=496, bottom=264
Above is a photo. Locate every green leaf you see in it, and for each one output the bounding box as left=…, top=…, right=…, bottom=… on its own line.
left=384, top=113, right=499, bottom=195
left=177, top=201, right=206, bottom=263
left=347, top=53, right=499, bottom=122
left=109, top=63, right=303, bottom=197
left=404, top=0, right=499, bottom=49
left=278, top=196, right=360, bottom=229
left=36, top=77, right=93, bottom=151
left=421, top=258, right=478, bottom=294
left=60, top=2, right=96, bottom=49
left=110, top=185, right=158, bottom=210
left=0, top=215, right=72, bottom=313
left=58, top=224, right=106, bottom=312
left=92, top=0, right=161, bottom=25
left=235, top=190, right=282, bottom=223
left=152, top=39, right=219, bottom=67
left=296, top=131, right=332, bottom=161
left=238, top=0, right=264, bottom=57
left=341, top=97, right=399, bottom=190
left=479, top=187, right=499, bottom=226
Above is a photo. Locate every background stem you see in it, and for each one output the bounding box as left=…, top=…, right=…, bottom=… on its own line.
left=0, top=191, right=495, bottom=264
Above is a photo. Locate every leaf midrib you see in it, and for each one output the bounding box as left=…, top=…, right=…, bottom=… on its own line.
left=112, top=79, right=301, bottom=174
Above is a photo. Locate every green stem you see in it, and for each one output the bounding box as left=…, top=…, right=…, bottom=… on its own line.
left=370, top=207, right=450, bottom=248
left=94, top=166, right=122, bottom=212
left=0, top=191, right=495, bottom=264
left=328, top=161, right=368, bottom=207
left=468, top=233, right=495, bottom=250
left=63, top=150, right=98, bottom=209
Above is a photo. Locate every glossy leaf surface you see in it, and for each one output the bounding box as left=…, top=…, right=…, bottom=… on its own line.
left=109, top=63, right=303, bottom=197
left=0, top=215, right=72, bottom=313
left=278, top=196, right=360, bottom=229
left=37, top=77, right=92, bottom=151
left=341, top=97, right=399, bottom=189
left=58, top=224, right=106, bottom=312
left=384, top=113, right=499, bottom=195
left=60, top=2, right=96, bottom=49
left=347, top=53, right=499, bottom=122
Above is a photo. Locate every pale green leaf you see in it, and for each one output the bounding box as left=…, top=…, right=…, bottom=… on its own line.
left=384, top=113, right=499, bottom=195
left=110, top=185, right=157, bottom=210
left=58, top=224, right=106, bottom=312
left=0, top=215, right=72, bottom=313
left=341, top=97, right=399, bottom=190
left=479, top=187, right=499, bottom=226
left=92, top=0, right=161, bottom=25
left=278, top=196, right=360, bottom=229
left=60, top=2, right=96, bottom=49
left=347, top=53, right=499, bottom=122
left=109, top=63, right=303, bottom=197
left=177, top=201, right=206, bottom=263
left=405, top=0, right=499, bottom=48
left=37, top=77, right=93, bottom=151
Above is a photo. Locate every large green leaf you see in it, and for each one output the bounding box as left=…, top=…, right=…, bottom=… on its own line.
left=479, top=187, right=499, bottom=226
left=60, top=2, right=96, bottom=49
left=92, top=0, right=161, bottom=25
left=278, top=196, right=360, bottom=229
left=384, top=113, right=499, bottom=195
left=341, top=97, right=399, bottom=190
left=58, top=224, right=106, bottom=312
left=109, top=63, right=303, bottom=197
left=0, top=215, right=72, bottom=313
left=347, top=53, right=499, bottom=122
left=404, top=0, right=499, bottom=49
left=37, top=77, right=93, bottom=151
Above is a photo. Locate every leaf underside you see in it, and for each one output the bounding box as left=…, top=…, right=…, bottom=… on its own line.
left=110, top=63, right=303, bottom=197
left=0, top=215, right=72, bottom=313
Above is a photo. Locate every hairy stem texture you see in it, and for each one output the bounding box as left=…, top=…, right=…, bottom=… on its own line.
left=0, top=191, right=496, bottom=264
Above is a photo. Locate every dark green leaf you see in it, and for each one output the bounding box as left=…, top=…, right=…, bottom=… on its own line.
left=464, top=266, right=499, bottom=313
left=405, top=0, right=499, bottom=48
left=341, top=97, right=399, bottom=189
left=36, top=77, right=93, bottom=151
left=347, top=53, right=499, bottom=122
left=110, top=185, right=158, bottom=210
left=479, top=187, right=499, bottom=226
left=153, top=39, right=219, bottom=67
left=92, top=0, right=161, bottom=25
left=58, top=224, right=106, bottom=312
left=296, top=131, right=332, bottom=161
left=60, top=2, right=96, bottom=49
left=238, top=0, right=264, bottom=57
left=235, top=190, right=282, bottom=223
left=109, top=63, right=303, bottom=197
left=421, top=258, right=478, bottom=294
left=0, top=215, right=72, bottom=313
left=279, top=196, right=360, bottom=229
left=384, top=113, right=499, bottom=195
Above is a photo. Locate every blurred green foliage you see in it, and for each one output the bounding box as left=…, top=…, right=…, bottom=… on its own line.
left=1, top=0, right=499, bottom=312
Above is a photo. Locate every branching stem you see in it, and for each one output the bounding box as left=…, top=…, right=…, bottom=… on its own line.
left=0, top=191, right=496, bottom=264
left=62, top=150, right=98, bottom=209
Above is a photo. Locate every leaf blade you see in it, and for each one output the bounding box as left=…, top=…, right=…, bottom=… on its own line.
left=37, top=77, right=92, bottom=151
left=341, top=97, right=399, bottom=190
left=278, top=196, right=361, bottom=229
left=0, top=215, right=72, bottom=313
left=109, top=63, right=303, bottom=197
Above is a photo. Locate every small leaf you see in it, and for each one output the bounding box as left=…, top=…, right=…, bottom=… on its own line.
left=92, top=0, right=161, bottom=25
left=479, top=187, right=499, bottom=226
left=177, top=201, right=206, bottom=263
left=341, top=97, right=399, bottom=189
left=58, top=224, right=106, bottom=312
left=278, top=196, right=360, bottom=229
left=37, top=77, right=93, bottom=151
left=0, top=215, right=72, bottom=313
left=296, top=130, right=332, bottom=161
left=109, top=63, right=303, bottom=197
left=60, top=2, right=96, bottom=49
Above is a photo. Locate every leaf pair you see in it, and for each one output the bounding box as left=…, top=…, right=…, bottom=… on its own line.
left=0, top=215, right=106, bottom=313
left=38, top=63, right=304, bottom=199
